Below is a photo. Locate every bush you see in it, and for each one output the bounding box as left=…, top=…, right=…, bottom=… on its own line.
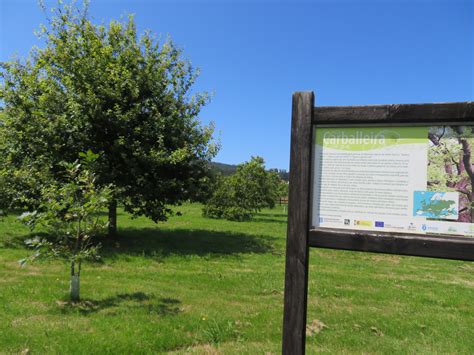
left=203, top=198, right=253, bottom=221
left=202, top=177, right=251, bottom=221
left=203, top=157, right=281, bottom=221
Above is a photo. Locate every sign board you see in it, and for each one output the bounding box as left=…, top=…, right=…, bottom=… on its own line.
left=314, top=125, right=474, bottom=237
left=282, top=92, right=474, bottom=354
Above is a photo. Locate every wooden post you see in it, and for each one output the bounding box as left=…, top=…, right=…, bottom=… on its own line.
left=282, top=92, right=314, bottom=354
left=281, top=96, right=474, bottom=353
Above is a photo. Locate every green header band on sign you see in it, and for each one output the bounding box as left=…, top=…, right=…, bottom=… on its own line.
left=315, top=127, right=428, bottom=151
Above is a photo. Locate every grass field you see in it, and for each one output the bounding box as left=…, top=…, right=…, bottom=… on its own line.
left=0, top=203, right=473, bottom=354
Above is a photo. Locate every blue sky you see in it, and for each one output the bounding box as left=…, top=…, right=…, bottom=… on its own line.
left=1, top=0, right=473, bottom=170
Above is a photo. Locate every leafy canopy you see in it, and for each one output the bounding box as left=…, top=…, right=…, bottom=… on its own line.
left=203, top=157, right=281, bottom=221
left=19, top=151, right=111, bottom=267
left=0, top=0, right=218, bottom=222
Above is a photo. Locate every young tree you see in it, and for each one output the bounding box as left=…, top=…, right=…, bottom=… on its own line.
left=203, top=157, right=280, bottom=221
left=0, top=1, right=217, bottom=235
left=20, top=151, right=111, bottom=301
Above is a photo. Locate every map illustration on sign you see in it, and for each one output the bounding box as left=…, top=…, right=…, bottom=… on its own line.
left=413, top=191, right=459, bottom=220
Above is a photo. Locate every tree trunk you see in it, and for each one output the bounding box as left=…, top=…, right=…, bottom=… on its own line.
left=108, top=199, right=117, bottom=237
left=70, top=261, right=80, bottom=302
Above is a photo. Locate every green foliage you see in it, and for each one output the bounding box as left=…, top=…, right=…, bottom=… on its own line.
left=428, top=127, right=464, bottom=192
left=202, top=178, right=253, bottom=221
left=0, top=0, right=217, bottom=224
left=203, top=157, right=281, bottom=221
left=18, top=152, right=111, bottom=270
left=0, top=172, right=8, bottom=214
left=202, top=319, right=238, bottom=345
left=276, top=179, right=289, bottom=199
left=427, top=126, right=474, bottom=222
left=211, top=162, right=290, bottom=182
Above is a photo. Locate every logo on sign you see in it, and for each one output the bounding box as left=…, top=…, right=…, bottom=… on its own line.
left=355, top=220, right=371, bottom=227
left=375, top=221, right=384, bottom=227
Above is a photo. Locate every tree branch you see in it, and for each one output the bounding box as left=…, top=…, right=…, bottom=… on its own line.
left=457, top=136, right=474, bottom=181
left=428, top=132, right=440, bottom=146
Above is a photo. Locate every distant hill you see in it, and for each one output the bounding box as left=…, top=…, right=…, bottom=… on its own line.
left=210, top=162, right=238, bottom=176
left=210, top=162, right=289, bottom=181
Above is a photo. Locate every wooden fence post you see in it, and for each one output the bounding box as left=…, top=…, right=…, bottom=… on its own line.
left=282, top=92, right=314, bottom=354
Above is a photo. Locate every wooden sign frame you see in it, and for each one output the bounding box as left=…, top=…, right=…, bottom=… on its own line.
left=282, top=92, right=474, bottom=354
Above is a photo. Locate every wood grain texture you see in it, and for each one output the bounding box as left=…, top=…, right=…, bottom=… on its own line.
left=309, top=228, right=474, bottom=261
left=282, top=92, right=314, bottom=355
left=313, top=101, right=474, bottom=125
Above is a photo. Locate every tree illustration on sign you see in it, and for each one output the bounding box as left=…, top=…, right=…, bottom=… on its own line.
left=428, top=126, right=474, bottom=223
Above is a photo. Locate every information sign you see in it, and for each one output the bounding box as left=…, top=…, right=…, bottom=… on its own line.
left=282, top=92, right=474, bottom=355
left=313, top=125, right=474, bottom=237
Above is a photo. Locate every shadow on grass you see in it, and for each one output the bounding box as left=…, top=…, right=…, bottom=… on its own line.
left=57, top=292, right=181, bottom=316
left=251, top=217, right=287, bottom=224
left=4, top=208, right=279, bottom=257
left=262, top=211, right=288, bottom=218
left=5, top=227, right=275, bottom=259
left=3, top=231, right=49, bottom=249
left=101, top=228, right=275, bottom=259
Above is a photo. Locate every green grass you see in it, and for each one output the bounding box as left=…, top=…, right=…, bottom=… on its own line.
left=0, top=203, right=473, bottom=354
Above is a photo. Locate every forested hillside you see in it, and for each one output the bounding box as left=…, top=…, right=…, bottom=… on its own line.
left=211, top=162, right=289, bottom=181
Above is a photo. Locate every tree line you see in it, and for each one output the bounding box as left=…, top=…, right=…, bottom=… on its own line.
left=211, top=162, right=290, bottom=181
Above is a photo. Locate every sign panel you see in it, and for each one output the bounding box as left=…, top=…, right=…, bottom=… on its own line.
left=283, top=93, right=474, bottom=354
left=312, top=125, right=474, bottom=238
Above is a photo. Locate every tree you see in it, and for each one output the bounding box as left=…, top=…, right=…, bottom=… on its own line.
left=20, top=152, right=111, bottom=301
left=0, top=0, right=217, bottom=235
left=428, top=126, right=474, bottom=222
left=276, top=179, right=289, bottom=201
left=203, top=156, right=280, bottom=221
